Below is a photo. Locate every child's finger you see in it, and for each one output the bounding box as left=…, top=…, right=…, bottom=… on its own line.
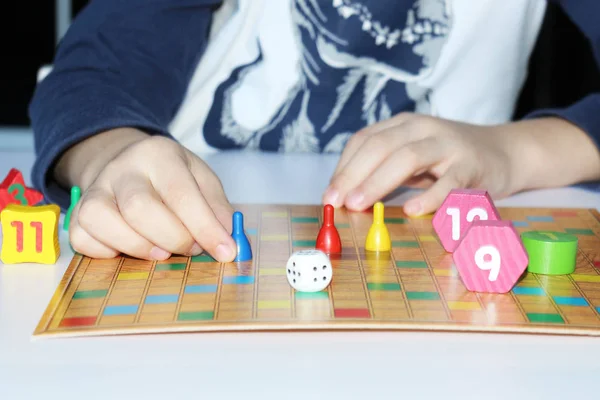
left=69, top=220, right=119, bottom=259
left=404, top=166, right=467, bottom=216
left=153, top=156, right=237, bottom=262
left=343, top=138, right=445, bottom=211
left=69, top=199, right=120, bottom=258
left=325, top=130, right=406, bottom=207
left=188, top=155, right=236, bottom=233
left=330, top=133, right=371, bottom=180
left=113, top=173, right=197, bottom=256
left=331, top=113, right=413, bottom=179
left=75, top=188, right=171, bottom=260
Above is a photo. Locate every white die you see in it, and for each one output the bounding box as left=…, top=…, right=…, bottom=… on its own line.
left=286, top=249, right=333, bottom=292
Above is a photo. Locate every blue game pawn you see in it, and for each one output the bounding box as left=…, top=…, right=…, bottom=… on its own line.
left=232, top=211, right=252, bottom=262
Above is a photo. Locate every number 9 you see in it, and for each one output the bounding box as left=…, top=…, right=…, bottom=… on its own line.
left=474, top=245, right=501, bottom=282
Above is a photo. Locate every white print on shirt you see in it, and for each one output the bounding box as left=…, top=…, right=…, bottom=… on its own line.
left=209, top=0, right=451, bottom=152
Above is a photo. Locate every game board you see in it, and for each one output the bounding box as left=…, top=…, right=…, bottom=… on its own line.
left=33, top=204, right=600, bottom=338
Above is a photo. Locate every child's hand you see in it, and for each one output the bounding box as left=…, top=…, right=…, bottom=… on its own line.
left=58, top=129, right=237, bottom=262
left=323, top=113, right=600, bottom=216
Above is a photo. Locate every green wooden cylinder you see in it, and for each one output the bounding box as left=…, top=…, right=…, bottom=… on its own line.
left=521, top=231, right=578, bottom=275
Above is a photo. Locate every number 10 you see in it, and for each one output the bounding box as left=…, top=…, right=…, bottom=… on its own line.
left=446, top=207, right=489, bottom=241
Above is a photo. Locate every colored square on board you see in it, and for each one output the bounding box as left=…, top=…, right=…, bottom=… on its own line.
left=293, top=240, right=316, bottom=247
left=527, top=313, right=564, bottom=324
left=178, top=311, right=214, bottom=321
left=191, top=254, right=215, bottom=262
left=291, top=217, right=318, bottom=223
left=392, top=241, right=419, bottom=248
left=433, top=269, right=457, bottom=276
left=367, top=282, right=401, bottom=291
left=334, top=308, right=370, bottom=318
left=117, top=272, right=149, bottom=281
left=156, top=263, right=186, bottom=271
left=103, top=305, right=139, bottom=316
left=571, top=274, right=600, bottom=283
left=564, top=228, right=594, bottom=236
left=526, top=216, right=554, bottom=222
left=406, top=291, right=440, bottom=300
left=595, top=261, right=600, bottom=268
left=384, top=218, right=407, bottom=224
left=336, top=223, right=350, bottom=228
left=296, top=291, right=329, bottom=299
left=145, top=294, right=179, bottom=304
left=223, top=276, right=254, bottom=285
left=419, top=235, right=436, bottom=242
left=185, top=284, right=218, bottom=294
left=512, top=286, right=545, bottom=296
left=262, top=235, right=288, bottom=241
left=396, top=261, right=428, bottom=268
left=511, top=221, right=529, bottom=228
left=553, top=296, right=588, bottom=306
left=72, top=289, right=108, bottom=300
left=246, top=228, right=257, bottom=235
left=59, top=316, right=97, bottom=328
left=413, top=213, right=433, bottom=219
left=447, top=301, right=480, bottom=311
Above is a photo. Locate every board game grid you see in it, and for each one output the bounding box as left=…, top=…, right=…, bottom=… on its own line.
left=33, top=205, right=600, bottom=338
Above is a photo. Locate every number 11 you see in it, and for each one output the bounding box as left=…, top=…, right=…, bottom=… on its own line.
left=1, top=203, right=60, bottom=265
left=11, top=221, right=44, bottom=253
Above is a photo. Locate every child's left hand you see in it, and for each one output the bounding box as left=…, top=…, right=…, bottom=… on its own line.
left=323, top=112, right=600, bottom=216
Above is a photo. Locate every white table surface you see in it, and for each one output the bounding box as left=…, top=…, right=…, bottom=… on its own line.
left=1, top=129, right=600, bottom=399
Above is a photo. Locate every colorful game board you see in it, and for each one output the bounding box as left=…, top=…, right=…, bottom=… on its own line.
left=33, top=205, right=600, bottom=338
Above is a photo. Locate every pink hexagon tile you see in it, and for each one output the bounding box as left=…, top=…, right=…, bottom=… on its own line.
left=453, top=220, right=529, bottom=293
left=432, top=189, right=501, bottom=252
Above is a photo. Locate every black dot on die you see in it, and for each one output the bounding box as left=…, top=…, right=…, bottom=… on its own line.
left=293, top=262, right=296, bottom=267
left=293, top=271, right=296, bottom=275
left=313, top=266, right=317, bottom=271
left=287, top=269, right=291, bottom=274
left=323, top=265, right=327, bottom=270
left=298, top=272, right=301, bottom=276
left=293, top=279, right=296, bottom=283
left=314, top=278, right=317, bottom=282
left=323, top=276, right=327, bottom=280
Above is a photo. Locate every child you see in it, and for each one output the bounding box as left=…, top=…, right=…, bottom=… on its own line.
left=28, top=0, right=600, bottom=263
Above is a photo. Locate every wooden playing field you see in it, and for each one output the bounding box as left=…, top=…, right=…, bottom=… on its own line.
left=33, top=204, right=600, bottom=338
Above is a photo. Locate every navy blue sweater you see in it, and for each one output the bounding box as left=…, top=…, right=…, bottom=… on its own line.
left=28, top=0, right=600, bottom=209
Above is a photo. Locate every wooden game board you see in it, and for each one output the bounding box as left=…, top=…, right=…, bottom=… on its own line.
left=33, top=205, right=600, bottom=338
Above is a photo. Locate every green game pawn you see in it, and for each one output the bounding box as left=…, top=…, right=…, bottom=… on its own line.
left=521, top=231, right=578, bottom=275
left=63, top=186, right=81, bottom=231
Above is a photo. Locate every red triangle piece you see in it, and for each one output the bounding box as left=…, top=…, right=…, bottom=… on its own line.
left=0, top=168, right=44, bottom=213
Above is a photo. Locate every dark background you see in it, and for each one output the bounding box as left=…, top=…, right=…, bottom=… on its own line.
left=0, top=1, right=599, bottom=127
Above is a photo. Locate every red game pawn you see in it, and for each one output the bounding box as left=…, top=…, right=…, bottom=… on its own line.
left=0, top=168, right=44, bottom=216
left=316, top=204, right=341, bottom=254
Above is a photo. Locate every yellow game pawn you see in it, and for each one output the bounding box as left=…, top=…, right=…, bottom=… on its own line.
left=365, top=202, right=391, bottom=252
left=1, top=204, right=60, bottom=264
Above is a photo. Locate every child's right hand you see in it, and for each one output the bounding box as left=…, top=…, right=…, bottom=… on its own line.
left=56, top=128, right=237, bottom=262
